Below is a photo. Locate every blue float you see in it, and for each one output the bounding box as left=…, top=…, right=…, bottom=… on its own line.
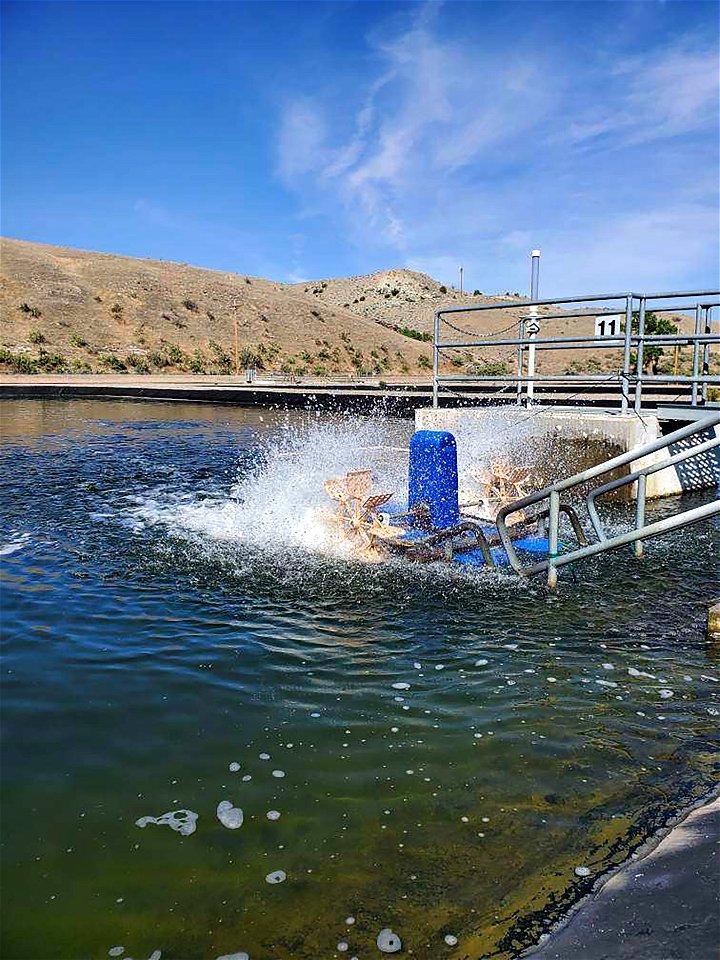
left=408, top=430, right=460, bottom=529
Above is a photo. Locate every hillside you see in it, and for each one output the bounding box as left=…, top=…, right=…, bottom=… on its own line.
left=0, top=239, right=437, bottom=377
left=0, top=239, right=702, bottom=382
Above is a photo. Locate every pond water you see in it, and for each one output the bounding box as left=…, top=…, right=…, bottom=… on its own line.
left=1, top=399, right=718, bottom=960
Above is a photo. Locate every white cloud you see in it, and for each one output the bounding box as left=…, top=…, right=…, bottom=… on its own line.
left=274, top=4, right=718, bottom=293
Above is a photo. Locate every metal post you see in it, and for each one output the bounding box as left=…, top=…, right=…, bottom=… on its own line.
left=700, top=305, right=711, bottom=406
left=691, top=303, right=702, bottom=406
left=459, top=265, right=464, bottom=295
left=634, top=298, right=646, bottom=415
left=526, top=249, right=540, bottom=403
left=432, top=310, right=440, bottom=408
left=634, top=474, right=646, bottom=558
left=234, top=315, right=239, bottom=376
left=516, top=317, right=526, bottom=406
left=621, top=295, right=633, bottom=414
left=547, top=489, right=560, bottom=590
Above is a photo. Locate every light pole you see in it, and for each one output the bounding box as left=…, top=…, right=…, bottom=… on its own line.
left=459, top=265, right=464, bottom=295
left=525, top=249, right=541, bottom=403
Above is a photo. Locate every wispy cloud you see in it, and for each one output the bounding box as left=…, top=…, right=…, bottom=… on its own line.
left=275, top=3, right=718, bottom=293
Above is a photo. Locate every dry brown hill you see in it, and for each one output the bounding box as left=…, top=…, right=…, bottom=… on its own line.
left=0, top=239, right=703, bottom=382
left=0, top=238, right=438, bottom=377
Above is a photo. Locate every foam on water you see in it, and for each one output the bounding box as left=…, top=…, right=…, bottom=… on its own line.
left=130, top=414, right=410, bottom=558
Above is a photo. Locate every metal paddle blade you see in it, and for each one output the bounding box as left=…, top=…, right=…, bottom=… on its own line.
left=361, top=492, right=394, bottom=513
left=345, top=470, right=373, bottom=501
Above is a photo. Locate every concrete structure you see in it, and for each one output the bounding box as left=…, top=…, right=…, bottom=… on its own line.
left=416, top=407, right=720, bottom=499
left=525, top=796, right=720, bottom=960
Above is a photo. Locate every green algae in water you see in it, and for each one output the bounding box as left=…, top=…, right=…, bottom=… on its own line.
left=0, top=399, right=718, bottom=959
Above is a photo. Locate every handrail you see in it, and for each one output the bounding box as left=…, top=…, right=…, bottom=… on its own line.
left=432, top=288, right=719, bottom=412
left=495, top=413, right=720, bottom=588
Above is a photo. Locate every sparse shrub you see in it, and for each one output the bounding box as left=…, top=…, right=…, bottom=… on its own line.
left=99, top=353, right=127, bottom=372
left=28, top=329, right=45, bottom=344
left=165, top=343, right=185, bottom=367
left=397, top=325, right=432, bottom=343
left=0, top=349, right=38, bottom=373
left=417, top=355, right=432, bottom=370
left=465, top=360, right=508, bottom=376
left=451, top=357, right=464, bottom=367
left=70, top=332, right=88, bottom=348
left=188, top=349, right=205, bottom=374
left=148, top=351, right=168, bottom=368
left=439, top=285, right=447, bottom=294
left=312, top=364, right=327, bottom=377
left=207, top=311, right=215, bottom=321
left=94, top=295, right=103, bottom=303
left=391, top=288, right=400, bottom=297
left=71, top=359, right=93, bottom=373
left=126, top=354, right=150, bottom=373
left=473, top=289, right=482, bottom=296
left=182, top=299, right=198, bottom=312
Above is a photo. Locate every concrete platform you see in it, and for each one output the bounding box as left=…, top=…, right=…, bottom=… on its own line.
left=525, top=796, right=720, bottom=960
left=416, top=407, right=720, bottom=499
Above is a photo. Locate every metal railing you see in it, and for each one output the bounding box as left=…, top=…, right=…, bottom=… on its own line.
left=432, top=290, right=720, bottom=412
left=495, top=414, right=720, bottom=588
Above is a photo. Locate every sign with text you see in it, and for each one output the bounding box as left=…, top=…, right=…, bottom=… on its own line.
left=594, top=315, right=621, bottom=338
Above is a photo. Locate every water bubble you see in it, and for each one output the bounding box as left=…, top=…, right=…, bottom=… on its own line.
left=259, top=752, right=271, bottom=760
left=659, top=689, right=674, bottom=699
left=216, top=953, right=249, bottom=960
left=474, top=659, right=489, bottom=667
left=216, top=801, right=244, bottom=830
left=346, top=916, right=356, bottom=925
left=149, top=952, right=162, bottom=960
left=435, top=665, right=445, bottom=671
left=229, top=762, right=241, bottom=773
left=242, top=775, right=252, bottom=782
left=108, top=949, right=124, bottom=958
left=337, top=943, right=349, bottom=952
left=265, top=869, right=286, bottom=884
left=392, top=682, right=410, bottom=690
left=444, top=934, right=458, bottom=946
left=272, top=770, right=286, bottom=778
left=266, top=810, right=281, bottom=821
left=377, top=928, right=402, bottom=953
left=574, top=865, right=591, bottom=877
left=310, top=712, right=321, bottom=718
left=413, top=662, right=422, bottom=669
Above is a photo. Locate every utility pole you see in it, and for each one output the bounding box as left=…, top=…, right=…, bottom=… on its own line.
left=233, top=313, right=239, bottom=376
left=525, top=249, right=541, bottom=403
left=459, top=265, right=464, bottom=295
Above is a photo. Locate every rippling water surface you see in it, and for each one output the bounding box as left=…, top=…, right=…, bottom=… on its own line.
left=1, top=399, right=718, bottom=960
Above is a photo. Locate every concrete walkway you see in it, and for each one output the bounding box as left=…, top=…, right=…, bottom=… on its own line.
left=526, top=797, right=720, bottom=960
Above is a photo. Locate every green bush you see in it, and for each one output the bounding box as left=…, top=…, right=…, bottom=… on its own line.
left=238, top=346, right=265, bottom=370
left=19, top=303, right=42, bottom=318
left=99, top=353, right=127, bottom=372
left=70, top=332, right=88, bottom=348
left=28, top=329, right=45, bottom=344
left=0, top=349, right=38, bottom=373
left=417, top=355, right=432, bottom=370
left=126, top=354, right=150, bottom=373
left=465, top=360, right=508, bottom=376
left=188, top=349, right=205, bottom=374
left=397, top=326, right=432, bottom=342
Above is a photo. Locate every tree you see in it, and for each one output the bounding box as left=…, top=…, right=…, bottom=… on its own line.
left=631, top=310, right=677, bottom=374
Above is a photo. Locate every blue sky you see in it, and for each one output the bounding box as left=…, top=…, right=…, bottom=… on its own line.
left=2, top=1, right=718, bottom=295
